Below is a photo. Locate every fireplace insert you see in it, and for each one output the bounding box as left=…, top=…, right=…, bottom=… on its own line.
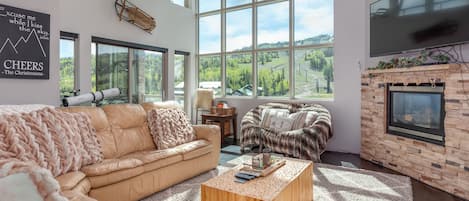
left=387, top=83, right=445, bottom=146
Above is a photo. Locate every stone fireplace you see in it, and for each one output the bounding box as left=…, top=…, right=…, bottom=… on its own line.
left=361, top=64, right=469, bottom=199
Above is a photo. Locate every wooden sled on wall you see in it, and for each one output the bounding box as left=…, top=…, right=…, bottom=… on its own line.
left=115, top=0, right=156, bottom=33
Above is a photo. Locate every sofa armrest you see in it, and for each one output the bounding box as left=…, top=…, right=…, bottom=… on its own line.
left=193, top=125, right=221, bottom=151
left=62, top=190, right=97, bottom=201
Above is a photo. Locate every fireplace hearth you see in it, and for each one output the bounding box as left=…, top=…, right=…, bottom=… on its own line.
left=387, top=83, right=445, bottom=145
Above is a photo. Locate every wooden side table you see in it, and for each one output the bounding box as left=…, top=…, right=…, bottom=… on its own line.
left=201, top=113, right=238, bottom=145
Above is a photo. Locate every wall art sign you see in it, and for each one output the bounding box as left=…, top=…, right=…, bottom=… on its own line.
left=0, top=4, right=50, bottom=79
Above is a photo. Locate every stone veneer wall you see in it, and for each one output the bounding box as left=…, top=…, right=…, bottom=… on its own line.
left=361, top=64, right=469, bottom=199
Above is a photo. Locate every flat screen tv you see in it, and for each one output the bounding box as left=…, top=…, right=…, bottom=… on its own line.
left=370, top=0, right=469, bottom=57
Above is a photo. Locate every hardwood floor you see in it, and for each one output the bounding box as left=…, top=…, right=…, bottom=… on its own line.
left=321, top=151, right=467, bottom=201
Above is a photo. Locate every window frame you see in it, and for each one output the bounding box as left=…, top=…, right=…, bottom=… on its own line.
left=171, top=0, right=189, bottom=8
left=91, top=36, right=169, bottom=104
left=59, top=31, right=79, bottom=98
left=196, top=0, right=334, bottom=100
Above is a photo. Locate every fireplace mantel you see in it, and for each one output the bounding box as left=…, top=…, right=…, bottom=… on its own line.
left=365, top=63, right=460, bottom=75
left=361, top=63, right=469, bottom=199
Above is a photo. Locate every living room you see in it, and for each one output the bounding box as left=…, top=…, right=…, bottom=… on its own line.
left=0, top=0, right=468, bottom=201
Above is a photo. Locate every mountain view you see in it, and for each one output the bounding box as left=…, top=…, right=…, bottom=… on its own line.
left=199, top=34, right=334, bottom=98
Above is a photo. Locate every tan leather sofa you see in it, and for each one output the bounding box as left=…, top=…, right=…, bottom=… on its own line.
left=58, top=103, right=220, bottom=201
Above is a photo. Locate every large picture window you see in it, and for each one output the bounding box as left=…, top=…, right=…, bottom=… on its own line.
left=92, top=37, right=167, bottom=104
left=197, top=0, right=334, bottom=99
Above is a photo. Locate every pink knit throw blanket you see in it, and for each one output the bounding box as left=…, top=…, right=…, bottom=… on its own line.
left=0, top=159, right=68, bottom=201
left=0, top=108, right=103, bottom=177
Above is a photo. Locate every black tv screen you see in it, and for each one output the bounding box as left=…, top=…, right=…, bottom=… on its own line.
left=370, top=0, right=469, bottom=57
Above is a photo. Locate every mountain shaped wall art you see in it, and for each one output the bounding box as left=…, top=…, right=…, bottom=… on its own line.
left=0, top=4, right=50, bottom=79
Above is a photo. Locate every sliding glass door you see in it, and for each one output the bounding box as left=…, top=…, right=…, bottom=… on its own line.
left=132, top=49, right=164, bottom=103
left=96, top=44, right=130, bottom=104
left=93, top=38, right=167, bottom=104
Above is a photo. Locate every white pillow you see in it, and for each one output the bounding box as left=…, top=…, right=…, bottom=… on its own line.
left=260, top=108, right=289, bottom=128
left=269, top=116, right=294, bottom=132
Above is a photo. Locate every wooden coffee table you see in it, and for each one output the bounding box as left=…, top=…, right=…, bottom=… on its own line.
left=201, top=157, right=313, bottom=201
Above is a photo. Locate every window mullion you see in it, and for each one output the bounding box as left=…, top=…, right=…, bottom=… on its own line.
left=221, top=0, right=226, bottom=97
left=253, top=3, right=258, bottom=98
left=128, top=48, right=133, bottom=103
left=74, top=38, right=80, bottom=92
left=289, top=0, right=295, bottom=99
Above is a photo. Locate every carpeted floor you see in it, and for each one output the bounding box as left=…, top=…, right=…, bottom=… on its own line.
left=141, top=156, right=413, bottom=201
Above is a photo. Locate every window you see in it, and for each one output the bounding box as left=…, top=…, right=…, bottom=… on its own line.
left=174, top=51, right=189, bottom=109
left=226, top=8, right=252, bottom=51
left=199, top=55, right=222, bottom=96
left=197, top=0, right=334, bottom=99
left=92, top=37, right=167, bottom=105
left=226, top=53, right=252, bottom=96
left=227, top=0, right=251, bottom=7
left=199, top=0, right=220, bottom=13
left=257, top=1, right=289, bottom=49
left=132, top=49, right=164, bottom=103
left=59, top=32, right=78, bottom=98
left=171, top=0, right=186, bottom=7
left=199, top=14, right=221, bottom=54
left=294, top=47, right=333, bottom=98
left=257, top=50, right=289, bottom=97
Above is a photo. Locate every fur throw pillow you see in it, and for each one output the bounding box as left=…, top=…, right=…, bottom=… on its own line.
left=147, top=109, right=195, bottom=149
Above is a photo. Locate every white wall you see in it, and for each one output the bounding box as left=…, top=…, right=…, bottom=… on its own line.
left=0, top=0, right=60, bottom=105
left=220, top=0, right=367, bottom=154
left=0, top=0, right=196, bottom=108
left=59, top=0, right=196, bottom=112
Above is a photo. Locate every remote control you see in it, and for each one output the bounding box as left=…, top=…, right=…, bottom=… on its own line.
left=234, top=177, right=249, bottom=184
left=235, top=172, right=256, bottom=180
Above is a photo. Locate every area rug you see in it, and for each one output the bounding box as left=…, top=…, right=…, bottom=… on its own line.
left=141, top=157, right=413, bottom=201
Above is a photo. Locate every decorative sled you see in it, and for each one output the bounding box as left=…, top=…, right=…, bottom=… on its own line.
left=115, top=0, right=156, bottom=33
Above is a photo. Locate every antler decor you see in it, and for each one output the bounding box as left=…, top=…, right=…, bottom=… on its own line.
left=115, top=0, right=156, bottom=33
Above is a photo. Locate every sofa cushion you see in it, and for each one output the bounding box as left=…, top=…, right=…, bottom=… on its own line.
left=81, top=158, right=143, bottom=177
left=60, top=107, right=118, bottom=159
left=120, top=149, right=183, bottom=172
left=87, top=166, right=144, bottom=188
left=102, top=104, right=156, bottom=157
left=72, top=179, right=91, bottom=195
left=171, top=140, right=212, bottom=160
left=181, top=143, right=213, bottom=160
left=62, top=190, right=97, bottom=201
left=147, top=109, right=195, bottom=149
left=55, top=171, right=86, bottom=191
left=141, top=101, right=183, bottom=111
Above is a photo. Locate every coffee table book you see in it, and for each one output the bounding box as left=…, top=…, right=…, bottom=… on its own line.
left=239, top=158, right=286, bottom=177
left=201, top=158, right=313, bottom=201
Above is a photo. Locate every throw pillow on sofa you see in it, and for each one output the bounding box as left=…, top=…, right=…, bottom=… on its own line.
left=0, top=108, right=103, bottom=176
left=147, top=109, right=195, bottom=149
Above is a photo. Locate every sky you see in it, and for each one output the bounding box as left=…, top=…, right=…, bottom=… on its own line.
left=60, top=39, right=74, bottom=58
left=199, top=0, right=334, bottom=54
